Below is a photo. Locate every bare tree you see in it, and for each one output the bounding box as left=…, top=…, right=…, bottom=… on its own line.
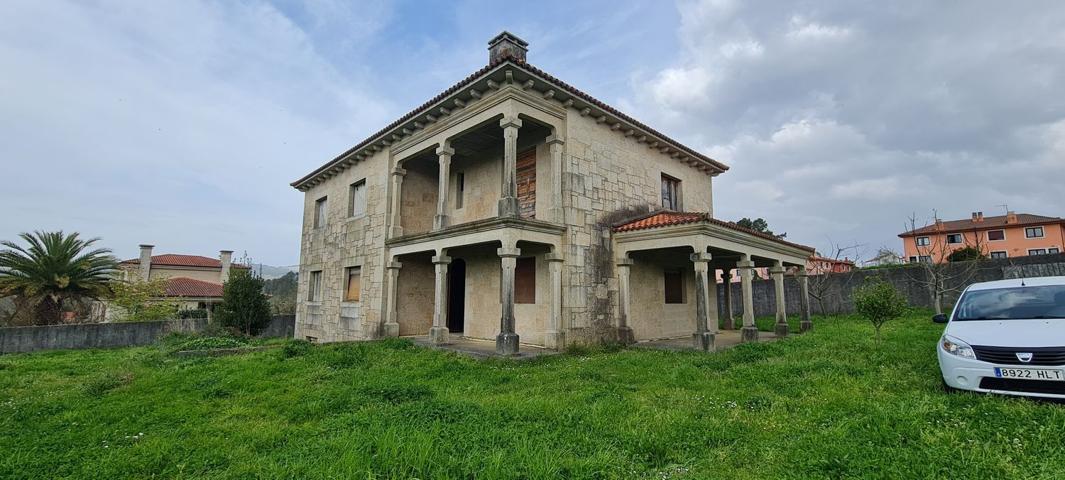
left=807, top=240, right=864, bottom=315
left=903, top=212, right=983, bottom=314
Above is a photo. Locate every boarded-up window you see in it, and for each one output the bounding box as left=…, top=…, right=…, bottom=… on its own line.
left=664, top=269, right=684, bottom=304
left=517, top=149, right=536, bottom=219
left=344, top=266, right=361, bottom=302
left=515, top=257, right=536, bottom=304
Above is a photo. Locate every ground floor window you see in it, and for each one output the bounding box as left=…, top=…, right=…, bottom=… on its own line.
left=515, top=257, right=536, bottom=304
left=1051, top=248, right=1061, bottom=254
left=990, top=251, right=1008, bottom=259
left=308, top=270, right=323, bottom=301
left=918, top=255, right=932, bottom=263
left=1029, top=249, right=1048, bottom=255
left=345, top=266, right=361, bottom=302
left=664, top=269, right=684, bottom=304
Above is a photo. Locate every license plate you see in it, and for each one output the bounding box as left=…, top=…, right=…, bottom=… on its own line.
left=994, top=367, right=1065, bottom=381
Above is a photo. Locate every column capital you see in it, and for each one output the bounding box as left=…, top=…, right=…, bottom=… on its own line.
left=769, top=266, right=786, bottom=275
left=435, top=145, right=455, bottom=157
left=386, top=260, right=403, bottom=270
left=497, top=247, right=521, bottom=258
left=797, top=265, right=809, bottom=277
left=690, top=252, right=713, bottom=263
left=391, top=166, right=407, bottom=177
left=500, top=116, right=523, bottom=130
left=546, top=253, right=565, bottom=263
left=616, top=257, right=634, bottom=267
left=546, top=134, right=565, bottom=146
left=736, top=260, right=755, bottom=269
left=431, top=255, right=452, bottom=265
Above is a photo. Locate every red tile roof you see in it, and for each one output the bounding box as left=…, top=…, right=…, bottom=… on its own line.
left=613, top=211, right=816, bottom=254
left=120, top=254, right=250, bottom=269
left=164, top=277, right=223, bottom=298
left=291, top=55, right=728, bottom=189
left=899, top=213, right=1064, bottom=236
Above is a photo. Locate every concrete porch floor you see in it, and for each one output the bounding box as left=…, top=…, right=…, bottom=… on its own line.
left=407, top=335, right=561, bottom=360
left=633, top=329, right=781, bottom=352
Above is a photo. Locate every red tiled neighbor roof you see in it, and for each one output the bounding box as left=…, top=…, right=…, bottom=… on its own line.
left=899, top=213, right=1065, bottom=236
left=120, top=254, right=250, bottom=269
left=164, top=277, right=224, bottom=298
left=613, top=211, right=816, bottom=254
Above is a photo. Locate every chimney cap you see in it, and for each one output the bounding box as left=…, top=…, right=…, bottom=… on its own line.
left=219, top=250, right=234, bottom=254
left=139, top=244, right=154, bottom=248
left=488, top=31, right=529, bottom=63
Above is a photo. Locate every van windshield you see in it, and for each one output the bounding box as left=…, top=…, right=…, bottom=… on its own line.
left=954, top=285, right=1065, bottom=321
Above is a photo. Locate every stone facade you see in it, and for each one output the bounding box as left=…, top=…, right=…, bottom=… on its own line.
left=291, top=33, right=812, bottom=353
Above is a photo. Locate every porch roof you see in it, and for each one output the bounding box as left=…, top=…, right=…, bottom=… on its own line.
left=613, top=211, right=816, bottom=255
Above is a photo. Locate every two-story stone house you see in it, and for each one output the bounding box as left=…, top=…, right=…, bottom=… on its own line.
left=291, top=33, right=815, bottom=354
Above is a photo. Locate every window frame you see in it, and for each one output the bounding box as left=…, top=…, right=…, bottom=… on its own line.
left=344, top=266, right=362, bottom=303
left=908, top=256, right=918, bottom=263
left=313, top=197, right=328, bottom=229
left=945, top=233, right=963, bottom=245
left=990, top=251, right=1008, bottom=259
left=663, top=269, right=685, bottom=304
left=348, top=180, right=366, bottom=218
left=514, top=257, right=536, bottom=304
left=307, top=270, right=323, bottom=302
left=915, top=236, right=930, bottom=247
left=1025, top=226, right=1045, bottom=238
left=918, top=255, right=932, bottom=263
left=987, top=229, right=1005, bottom=242
left=1050, top=248, right=1060, bottom=255
left=661, top=174, right=681, bottom=211
left=1028, top=248, right=1048, bottom=256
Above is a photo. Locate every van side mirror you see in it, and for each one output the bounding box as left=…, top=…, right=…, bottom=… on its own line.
left=932, top=313, right=948, bottom=324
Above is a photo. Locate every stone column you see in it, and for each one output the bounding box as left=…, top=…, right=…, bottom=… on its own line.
left=433, top=143, right=454, bottom=231
left=737, top=256, right=758, bottom=343
left=498, top=116, right=522, bottom=217
left=546, top=134, right=565, bottom=223
left=691, top=252, right=715, bottom=351
left=616, top=257, right=635, bottom=345
left=496, top=246, right=522, bottom=355
left=545, top=253, right=565, bottom=349
left=798, top=266, right=813, bottom=333
left=383, top=260, right=402, bottom=337
left=430, top=254, right=451, bottom=345
left=770, top=260, right=788, bottom=338
left=389, top=166, right=407, bottom=238
left=721, top=269, right=735, bottom=330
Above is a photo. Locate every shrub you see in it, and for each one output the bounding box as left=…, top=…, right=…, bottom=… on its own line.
left=852, top=277, right=908, bottom=343
left=947, top=246, right=986, bottom=262
left=177, top=309, right=208, bottom=319
left=215, top=270, right=272, bottom=335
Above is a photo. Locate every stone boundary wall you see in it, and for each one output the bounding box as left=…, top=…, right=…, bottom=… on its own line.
left=718, top=254, right=1065, bottom=319
left=0, top=315, right=295, bottom=354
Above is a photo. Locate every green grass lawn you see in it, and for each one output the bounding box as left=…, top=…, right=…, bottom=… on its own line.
left=3, top=313, right=1065, bottom=479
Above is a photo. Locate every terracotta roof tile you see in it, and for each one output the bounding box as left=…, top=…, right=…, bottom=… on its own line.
left=900, top=213, right=1064, bottom=237
left=613, top=211, right=816, bottom=254
left=164, top=277, right=223, bottom=298
left=120, top=254, right=250, bottom=269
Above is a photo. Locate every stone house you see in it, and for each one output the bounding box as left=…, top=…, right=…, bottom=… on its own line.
left=290, top=32, right=815, bottom=354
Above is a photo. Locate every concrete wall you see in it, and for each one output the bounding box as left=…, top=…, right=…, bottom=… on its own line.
left=718, top=254, right=1065, bottom=318
left=461, top=251, right=550, bottom=345
left=447, top=153, right=502, bottom=225
left=0, top=316, right=296, bottom=354
left=396, top=260, right=434, bottom=336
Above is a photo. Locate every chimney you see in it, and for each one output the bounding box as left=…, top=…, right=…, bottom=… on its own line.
left=1006, top=211, right=1018, bottom=224
left=488, top=31, right=528, bottom=64
left=219, top=250, right=233, bottom=283
left=138, top=244, right=153, bottom=281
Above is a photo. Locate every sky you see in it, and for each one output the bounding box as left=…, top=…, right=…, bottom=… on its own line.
left=2, top=1, right=1064, bottom=266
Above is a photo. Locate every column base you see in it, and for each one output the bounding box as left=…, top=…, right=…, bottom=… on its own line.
left=774, top=322, right=789, bottom=338
left=616, top=326, right=635, bottom=345
left=800, top=320, right=813, bottom=333
left=544, top=330, right=565, bottom=350
left=433, top=214, right=449, bottom=231
left=498, top=196, right=520, bottom=217
left=383, top=322, right=400, bottom=338
left=496, top=332, right=520, bottom=355
left=723, top=317, right=735, bottom=330
left=741, top=326, right=760, bottom=343
left=692, top=332, right=716, bottom=352
left=429, top=326, right=450, bottom=345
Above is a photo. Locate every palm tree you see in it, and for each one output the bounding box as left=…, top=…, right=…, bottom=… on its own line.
left=0, top=231, right=117, bottom=325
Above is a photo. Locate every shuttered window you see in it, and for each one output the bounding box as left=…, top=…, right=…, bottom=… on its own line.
left=515, top=257, right=536, bottom=304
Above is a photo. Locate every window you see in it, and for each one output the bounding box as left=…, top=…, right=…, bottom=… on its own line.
left=987, top=230, right=1005, bottom=241
left=314, top=197, right=327, bottom=228
left=349, top=180, right=366, bottom=217
left=1026, top=226, right=1045, bottom=238
left=515, top=257, right=535, bottom=304
left=1029, top=249, right=1048, bottom=256
left=664, top=269, right=684, bottom=304
left=915, top=236, right=930, bottom=247
left=661, top=174, right=680, bottom=211
left=990, top=251, right=1008, bottom=259
left=953, top=285, right=1065, bottom=321
left=918, top=255, right=932, bottom=263
left=908, top=256, right=918, bottom=263
left=1051, top=248, right=1061, bottom=254
left=344, top=267, right=361, bottom=302
left=308, top=270, right=322, bottom=301
left=946, top=233, right=963, bottom=244
left=455, top=172, right=465, bottom=209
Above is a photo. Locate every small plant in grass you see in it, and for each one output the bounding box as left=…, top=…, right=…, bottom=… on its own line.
left=280, top=339, right=313, bottom=358
left=852, top=277, right=908, bottom=343
left=173, top=336, right=247, bottom=351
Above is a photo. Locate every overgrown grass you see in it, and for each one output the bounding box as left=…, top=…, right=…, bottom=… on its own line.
left=2, top=313, right=1064, bottom=479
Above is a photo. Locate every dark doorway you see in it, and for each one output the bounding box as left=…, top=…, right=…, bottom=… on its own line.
left=447, top=258, right=466, bottom=333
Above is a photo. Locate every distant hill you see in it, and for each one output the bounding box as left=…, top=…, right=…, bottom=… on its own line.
left=249, top=264, right=297, bottom=280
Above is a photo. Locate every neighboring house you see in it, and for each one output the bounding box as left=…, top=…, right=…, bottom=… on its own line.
left=715, top=255, right=853, bottom=282
left=290, top=33, right=815, bottom=353
left=899, top=211, right=1065, bottom=263
left=862, top=249, right=903, bottom=268
left=117, top=245, right=246, bottom=312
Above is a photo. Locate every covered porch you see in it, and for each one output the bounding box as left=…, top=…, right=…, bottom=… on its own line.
left=613, top=212, right=816, bottom=352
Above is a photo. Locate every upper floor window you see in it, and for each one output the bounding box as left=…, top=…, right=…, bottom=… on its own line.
left=349, top=180, right=366, bottom=217
left=314, top=197, right=328, bottom=228
left=661, top=174, right=681, bottom=211
left=344, top=266, right=361, bottom=302
left=915, top=236, right=930, bottom=247
left=308, top=270, right=323, bottom=302
left=455, top=172, right=465, bottom=209
left=946, top=233, right=963, bottom=244
left=987, top=230, right=1005, bottom=241
left=990, top=251, right=1008, bottom=259
left=1025, top=226, right=1045, bottom=238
